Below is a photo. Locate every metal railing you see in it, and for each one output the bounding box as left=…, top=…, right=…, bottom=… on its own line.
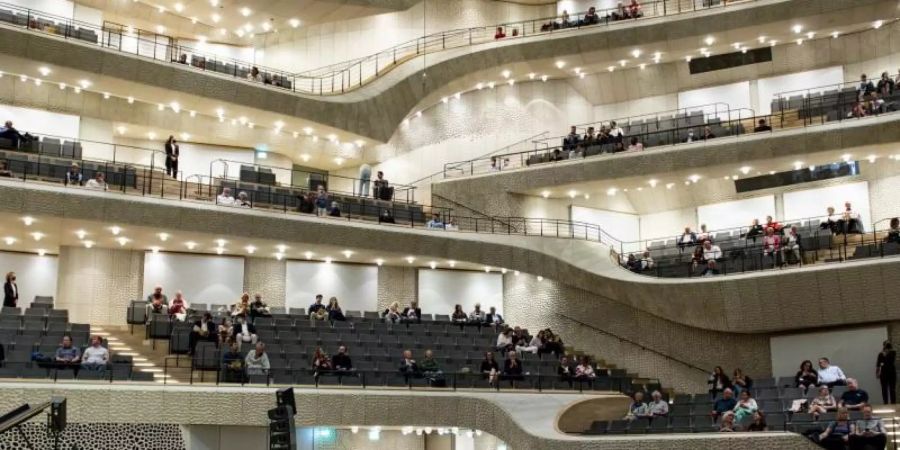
left=0, top=0, right=756, bottom=95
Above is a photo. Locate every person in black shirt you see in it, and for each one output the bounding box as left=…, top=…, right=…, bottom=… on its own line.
left=379, top=209, right=396, bottom=224
left=839, top=378, right=869, bottom=410
left=480, top=351, right=499, bottom=386
left=64, top=163, right=83, bottom=186
left=746, top=411, right=767, bottom=431
left=753, top=118, right=772, bottom=132
left=164, top=135, right=179, bottom=179
left=502, top=351, right=524, bottom=381
left=331, top=345, right=354, bottom=373
left=796, top=359, right=819, bottom=394
left=877, top=341, right=896, bottom=404
left=308, top=295, right=326, bottom=316
left=557, top=355, right=575, bottom=388
left=297, top=191, right=316, bottom=214
left=884, top=218, right=900, bottom=244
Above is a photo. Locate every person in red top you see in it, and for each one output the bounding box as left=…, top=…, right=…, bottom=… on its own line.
left=494, top=27, right=506, bottom=39
left=628, top=0, right=642, bottom=18
left=168, top=290, right=188, bottom=320
left=765, top=215, right=783, bottom=234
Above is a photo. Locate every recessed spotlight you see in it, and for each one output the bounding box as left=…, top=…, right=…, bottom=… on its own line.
left=758, top=36, right=766, bottom=43
left=541, top=190, right=550, bottom=198
left=22, top=216, right=34, bottom=226
left=619, top=60, right=627, bottom=67
left=19, top=75, right=26, bottom=82
left=507, top=79, right=515, bottom=86
left=841, top=153, right=852, bottom=162
left=245, top=245, right=256, bottom=254
left=584, top=194, right=590, bottom=199
left=342, top=250, right=354, bottom=258
left=537, top=276, right=544, bottom=281
left=127, top=96, right=134, bottom=104
left=157, top=104, right=165, bottom=111
left=274, top=252, right=284, bottom=260
left=873, top=20, right=883, bottom=29
left=769, top=40, right=778, bottom=46
left=334, top=157, right=344, bottom=165
left=289, top=18, right=301, bottom=28
left=211, top=13, right=221, bottom=23
left=639, top=63, right=646, bottom=70
left=158, top=232, right=170, bottom=241
left=704, top=36, right=715, bottom=46
left=792, top=24, right=803, bottom=34
left=190, top=17, right=197, bottom=24
left=38, top=66, right=51, bottom=76
left=796, top=39, right=803, bottom=46
left=831, top=31, right=840, bottom=39
left=540, top=75, right=548, bottom=82
left=487, top=82, right=495, bottom=89
left=37, top=249, right=46, bottom=256
left=685, top=56, right=692, bottom=62
left=806, top=31, right=815, bottom=39
left=631, top=49, right=641, bottom=58
left=666, top=182, right=675, bottom=190
left=454, top=92, right=461, bottom=100
left=567, top=190, right=577, bottom=198
left=484, top=266, right=491, bottom=273
left=375, top=258, right=384, bottom=266
left=867, top=154, right=877, bottom=163
left=174, top=2, right=184, bottom=12
left=78, top=80, right=91, bottom=89
left=109, top=226, right=121, bottom=235
left=156, top=25, right=166, bottom=33
left=116, top=237, right=129, bottom=246
left=607, top=66, right=615, bottom=72
left=150, top=246, right=161, bottom=254
left=185, top=241, right=197, bottom=250
left=648, top=179, right=658, bottom=188
left=573, top=67, right=581, bottom=74
left=215, top=247, right=225, bottom=255
left=555, top=60, right=566, bottom=69
left=324, top=257, right=333, bottom=264
left=606, top=188, right=618, bottom=196
left=58, top=83, right=66, bottom=90
left=579, top=73, right=585, bottom=79
left=429, top=261, right=437, bottom=269
left=75, top=229, right=87, bottom=239
left=83, top=240, right=94, bottom=249
left=501, top=70, right=511, bottom=78
left=528, top=73, right=535, bottom=79
left=304, top=251, right=314, bottom=260
left=475, top=82, right=484, bottom=90
left=2, top=237, right=15, bottom=245
left=300, top=154, right=311, bottom=162
left=405, top=256, right=415, bottom=264
left=33, top=79, right=42, bottom=86
left=240, top=7, right=252, bottom=16
left=103, top=92, right=110, bottom=99
left=441, top=97, right=448, bottom=104
left=739, top=166, right=751, bottom=175
left=514, top=271, right=520, bottom=276
left=215, top=239, right=227, bottom=247
left=448, top=260, right=456, bottom=268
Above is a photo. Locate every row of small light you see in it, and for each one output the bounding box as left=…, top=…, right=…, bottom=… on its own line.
left=148, top=1, right=302, bottom=39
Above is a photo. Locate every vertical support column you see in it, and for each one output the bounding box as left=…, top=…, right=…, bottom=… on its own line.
left=56, top=246, right=143, bottom=326
left=377, top=265, right=417, bottom=312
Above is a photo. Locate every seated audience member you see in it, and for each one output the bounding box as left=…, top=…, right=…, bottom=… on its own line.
left=426, top=213, right=445, bottom=229
left=625, top=253, right=641, bottom=272
left=719, top=412, right=736, bottom=432
left=297, top=191, right=316, bottom=214
left=796, top=360, right=819, bottom=393
left=709, top=366, right=731, bottom=396
left=810, top=386, right=837, bottom=419
left=232, top=316, right=258, bottom=349
left=451, top=304, right=468, bottom=324
left=0, top=121, right=28, bottom=148
left=468, top=303, right=486, bottom=323
left=494, top=26, right=506, bottom=39
left=383, top=301, right=402, bottom=323
left=557, top=356, right=575, bottom=385
left=850, top=404, right=887, bottom=450
left=310, top=306, right=328, bottom=322
left=217, top=318, right=233, bottom=346
left=0, top=161, right=11, bottom=177
left=235, top=191, right=252, bottom=208
left=420, top=349, right=445, bottom=386
left=818, top=358, right=848, bottom=387
left=701, top=240, right=722, bottom=261
left=249, top=294, right=271, bottom=321
left=64, top=163, right=83, bottom=186
left=145, top=285, right=168, bottom=318
left=402, top=301, right=422, bottom=322
left=731, top=368, right=753, bottom=396
left=379, top=209, right=396, bottom=224
left=247, top=67, right=263, bottom=82
left=697, top=224, right=711, bottom=242
left=701, top=259, right=721, bottom=277
left=843, top=202, right=864, bottom=234
left=216, top=187, right=235, bottom=206
left=55, top=335, right=81, bottom=367
left=221, top=341, right=244, bottom=381
left=231, top=293, right=251, bottom=318
left=839, top=378, right=869, bottom=411
left=753, top=118, right=772, bottom=132
left=549, top=148, right=565, bottom=162
left=563, top=126, right=580, bottom=150
left=885, top=217, right=900, bottom=244
left=764, top=215, right=783, bottom=234
left=496, top=327, right=514, bottom=353
left=245, top=342, right=270, bottom=376
left=84, top=172, right=108, bottom=191
left=326, top=296, right=346, bottom=321
left=372, top=171, right=390, bottom=199
left=637, top=251, right=653, bottom=272
left=858, top=73, right=876, bottom=97
left=677, top=226, right=697, bottom=251
left=542, top=329, right=564, bottom=355
left=311, top=347, right=332, bottom=374
left=398, top=349, right=419, bottom=378
left=559, top=10, right=570, bottom=27
left=732, top=390, right=758, bottom=422
left=625, top=137, right=644, bottom=152
left=744, top=218, right=764, bottom=241
left=516, top=330, right=543, bottom=355
left=608, top=121, right=625, bottom=148
left=702, top=126, right=716, bottom=140
left=877, top=71, right=895, bottom=96
left=444, top=218, right=459, bottom=231
left=575, top=356, right=597, bottom=381
left=308, top=294, right=326, bottom=317
left=627, top=0, right=642, bottom=18
left=648, top=390, right=669, bottom=417
left=711, top=388, right=737, bottom=419
left=819, top=407, right=852, bottom=449
left=583, top=6, right=599, bottom=24
left=762, top=227, right=781, bottom=258
left=331, top=345, right=354, bottom=373
left=625, top=392, right=649, bottom=420
left=502, top=351, right=524, bottom=381
left=80, top=335, right=109, bottom=370
left=168, top=291, right=188, bottom=321
left=683, top=129, right=697, bottom=143
left=328, top=201, right=341, bottom=217
left=189, top=312, right=216, bottom=354
left=481, top=351, right=500, bottom=386
left=489, top=157, right=501, bottom=172
left=315, top=185, right=329, bottom=216
left=485, top=306, right=504, bottom=326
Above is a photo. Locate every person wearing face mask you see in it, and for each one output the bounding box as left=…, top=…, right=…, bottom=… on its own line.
left=3, top=272, right=18, bottom=307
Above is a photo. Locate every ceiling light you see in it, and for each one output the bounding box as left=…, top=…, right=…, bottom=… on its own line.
left=190, top=17, right=197, bottom=24
left=127, top=96, right=134, bottom=104
left=606, top=188, right=618, bottom=196
left=704, top=36, right=715, bottom=46
left=639, top=63, right=646, bottom=70
left=429, top=261, right=437, bottom=269
left=537, top=276, right=544, bottom=281
left=831, top=31, right=840, bottom=39
left=685, top=56, right=692, bottom=62
left=454, top=92, right=461, bottom=100
left=334, top=158, right=344, bottom=165
left=240, top=7, right=252, bottom=16
left=500, top=268, right=508, bottom=275
left=441, top=97, right=448, bottom=104
left=78, top=80, right=91, bottom=89
left=475, top=82, right=484, bottom=90
left=33, top=79, right=42, bottom=86
left=507, top=79, right=515, bottom=86
left=19, top=75, right=26, bottom=82
left=289, top=18, right=300, bottom=28
left=116, top=237, right=129, bottom=246
left=487, top=82, right=494, bottom=89
left=841, top=153, right=852, bottom=162
left=157, top=232, right=170, bottom=241
left=303, top=251, right=313, bottom=260
left=732, top=42, right=741, bottom=50
left=619, top=60, right=627, bottom=67
left=274, top=252, right=284, bottom=260
left=83, top=240, right=94, bottom=249
left=579, top=73, right=585, bottom=79
left=501, top=70, right=511, bottom=78
left=270, top=244, right=285, bottom=253
left=324, top=257, right=333, bottom=264
left=148, top=132, right=156, bottom=140
left=792, top=24, right=803, bottom=34
left=607, top=66, right=615, bottom=72
left=109, top=226, right=122, bottom=235
left=793, top=161, right=804, bottom=170
left=541, top=190, right=550, bottom=198
left=37, top=249, right=46, bottom=256
left=150, top=246, right=160, bottom=254
left=375, top=258, right=384, bottom=266
left=405, top=256, right=415, bottom=264
left=215, top=247, right=224, bottom=255
left=169, top=101, right=181, bottom=113
left=573, top=67, right=581, bottom=74
left=174, top=2, right=184, bottom=12
left=75, top=229, right=87, bottom=239
left=665, top=182, right=675, bottom=190
left=867, top=154, right=877, bottom=163
left=540, top=75, right=548, bottom=82
left=261, top=22, right=271, bottom=32
left=350, top=426, right=359, bottom=434
left=514, top=271, right=520, bottom=276
left=2, top=237, right=15, bottom=245
left=185, top=241, right=197, bottom=250
left=448, top=260, right=456, bottom=268
left=215, top=239, right=227, bottom=247
left=58, top=83, right=66, bottom=90
left=245, top=245, right=256, bottom=254
left=342, top=250, right=353, bottom=258
left=555, top=60, right=566, bottom=69
left=300, top=154, right=311, bottom=162
left=631, top=49, right=641, bottom=58
left=103, top=92, right=110, bottom=99
left=38, top=66, right=51, bottom=76
left=484, top=266, right=491, bottom=273
left=806, top=31, right=815, bottom=39
left=528, top=73, right=535, bottom=79
left=873, top=20, right=884, bottom=29
left=157, top=6, right=165, bottom=13
left=796, top=39, right=803, bottom=46
left=211, top=13, right=221, bottom=23
left=584, top=194, right=590, bottom=199
left=648, top=179, right=658, bottom=188
left=739, top=166, right=751, bottom=175
left=769, top=40, right=778, bottom=46
left=567, top=190, right=577, bottom=198
left=156, top=25, right=166, bottom=33
left=157, top=104, right=165, bottom=111
left=235, top=29, right=245, bottom=37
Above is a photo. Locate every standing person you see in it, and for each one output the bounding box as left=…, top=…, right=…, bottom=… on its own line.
left=877, top=341, right=897, bottom=404
left=164, top=136, right=179, bottom=179
left=373, top=171, right=389, bottom=199
left=708, top=366, right=731, bottom=399
left=315, top=185, right=329, bottom=216
left=3, top=271, right=17, bottom=308
left=358, top=163, right=372, bottom=197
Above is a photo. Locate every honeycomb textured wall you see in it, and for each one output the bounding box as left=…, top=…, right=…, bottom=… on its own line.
left=56, top=246, right=143, bottom=326
left=243, top=257, right=287, bottom=307
left=378, top=265, right=418, bottom=310
left=0, top=423, right=184, bottom=450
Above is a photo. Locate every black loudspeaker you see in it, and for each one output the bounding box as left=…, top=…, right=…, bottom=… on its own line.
left=268, top=405, right=296, bottom=450
left=49, top=397, right=66, bottom=433
left=275, top=388, right=296, bottom=417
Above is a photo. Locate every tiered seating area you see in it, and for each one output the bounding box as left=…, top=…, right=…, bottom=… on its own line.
left=0, top=7, right=98, bottom=44
left=128, top=304, right=655, bottom=392
left=586, top=378, right=867, bottom=435
left=0, top=297, right=147, bottom=381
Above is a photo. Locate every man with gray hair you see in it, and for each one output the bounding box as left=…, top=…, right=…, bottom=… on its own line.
left=648, top=390, right=669, bottom=417
left=839, top=378, right=869, bottom=411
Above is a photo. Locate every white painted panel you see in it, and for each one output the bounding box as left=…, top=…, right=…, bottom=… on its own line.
left=770, top=326, right=886, bottom=396
left=0, top=105, right=80, bottom=140
left=179, top=40, right=256, bottom=63
left=557, top=0, right=619, bottom=14
left=417, top=270, right=503, bottom=316
left=697, top=195, right=776, bottom=231
left=757, top=66, right=844, bottom=114
left=0, top=251, right=57, bottom=308
left=285, top=262, right=378, bottom=313
left=783, top=181, right=871, bottom=229
left=640, top=208, right=697, bottom=242
left=678, top=81, right=751, bottom=118
left=6, top=0, right=73, bottom=18
left=72, top=4, right=102, bottom=26
left=142, top=253, right=245, bottom=305
left=570, top=206, right=639, bottom=244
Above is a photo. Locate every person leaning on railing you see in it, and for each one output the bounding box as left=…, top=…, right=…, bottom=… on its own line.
left=884, top=218, right=900, bottom=244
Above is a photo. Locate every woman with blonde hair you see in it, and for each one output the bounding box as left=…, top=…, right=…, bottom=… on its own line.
left=383, top=301, right=401, bottom=323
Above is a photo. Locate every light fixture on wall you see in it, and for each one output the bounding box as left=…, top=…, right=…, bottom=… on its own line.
left=324, top=257, right=333, bottom=264
left=429, top=261, right=437, bottom=269
left=29, top=232, right=44, bottom=241
left=555, top=60, right=566, bottom=69
left=2, top=237, right=15, bottom=245
left=274, top=252, right=284, bottom=260
left=537, top=276, right=544, bottom=281
left=216, top=247, right=225, bottom=255
left=37, top=249, right=46, bottom=256
left=184, top=241, right=197, bottom=250
left=150, top=246, right=160, bottom=254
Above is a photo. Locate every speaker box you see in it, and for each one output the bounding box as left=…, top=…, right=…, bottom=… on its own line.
left=50, top=397, right=66, bottom=433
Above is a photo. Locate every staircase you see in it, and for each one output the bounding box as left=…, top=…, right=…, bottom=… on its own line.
left=94, top=325, right=191, bottom=384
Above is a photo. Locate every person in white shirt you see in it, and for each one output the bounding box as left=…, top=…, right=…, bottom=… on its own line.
left=647, top=390, right=669, bottom=416
left=697, top=224, right=711, bottom=242
left=235, top=191, right=252, bottom=208
left=217, top=187, right=235, bottom=206
left=245, top=342, right=270, bottom=376
left=233, top=316, right=258, bottom=349
left=496, top=328, right=514, bottom=353
left=782, top=225, right=801, bottom=263
left=84, top=172, right=108, bottom=191
left=426, top=214, right=445, bottom=230
left=702, top=240, right=722, bottom=261
left=515, top=333, right=542, bottom=355
left=81, top=335, right=110, bottom=370
left=444, top=218, right=459, bottom=231
left=818, top=357, right=848, bottom=388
